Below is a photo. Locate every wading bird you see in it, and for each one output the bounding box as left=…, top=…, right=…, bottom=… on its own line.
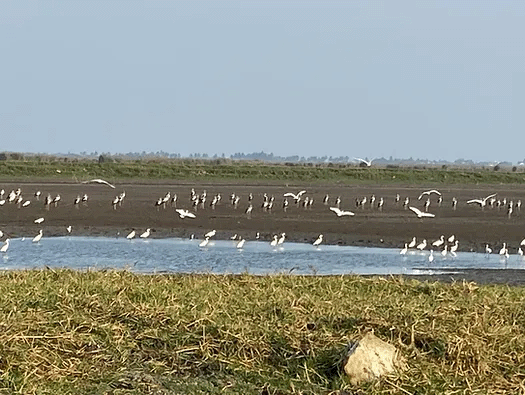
left=0, top=239, right=9, bottom=253
left=313, top=234, right=323, bottom=247
left=32, top=229, right=43, bottom=243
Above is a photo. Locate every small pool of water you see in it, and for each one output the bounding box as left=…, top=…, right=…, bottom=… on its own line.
left=1, top=236, right=523, bottom=276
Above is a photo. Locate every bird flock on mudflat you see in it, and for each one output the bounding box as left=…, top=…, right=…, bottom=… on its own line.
left=0, top=182, right=524, bottom=263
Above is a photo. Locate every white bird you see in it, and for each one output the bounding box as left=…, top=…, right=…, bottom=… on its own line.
left=81, top=178, right=116, bottom=188
left=448, top=235, right=455, bottom=243
left=34, top=217, right=45, bottom=224
left=278, top=232, right=286, bottom=245
left=450, top=240, right=459, bottom=254
left=66, top=225, right=72, bottom=234
left=485, top=244, right=492, bottom=255
left=418, top=189, right=442, bottom=200
left=236, top=238, right=246, bottom=249
left=428, top=250, right=434, bottom=263
left=199, top=237, right=210, bottom=248
left=283, top=190, right=307, bottom=201
left=400, top=243, right=408, bottom=255
left=53, top=194, right=61, bottom=207
left=126, top=229, right=136, bottom=240
left=466, top=193, right=497, bottom=208
left=408, top=237, right=417, bottom=249
left=270, top=235, right=279, bottom=247
left=432, top=235, right=445, bottom=247
left=204, top=229, right=216, bottom=238
left=32, top=229, right=43, bottom=243
left=313, top=234, right=323, bottom=247
left=518, top=247, right=524, bottom=257
left=0, top=239, right=9, bottom=253
left=140, top=228, right=151, bottom=238
left=441, top=245, right=448, bottom=257
left=354, top=157, right=374, bottom=167
left=416, top=239, right=427, bottom=251
left=408, top=206, right=435, bottom=218
left=112, top=196, right=120, bottom=209
left=176, top=209, right=196, bottom=219
left=329, top=207, right=355, bottom=217
left=521, top=238, right=525, bottom=246
left=22, top=200, right=31, bottom=207
left=499, top=242, right=507, bottom=256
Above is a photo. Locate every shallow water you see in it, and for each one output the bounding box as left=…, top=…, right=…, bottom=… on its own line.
left=0, top=236, right=524, bottom=276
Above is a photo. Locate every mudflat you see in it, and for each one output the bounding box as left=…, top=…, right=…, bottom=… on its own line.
left=1, top=179, right=524, bottom=284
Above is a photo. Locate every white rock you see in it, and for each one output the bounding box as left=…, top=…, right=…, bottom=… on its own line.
left=344, top=331, right=406, bottom=385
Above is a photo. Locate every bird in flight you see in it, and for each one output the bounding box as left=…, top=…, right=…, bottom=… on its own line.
left=329, top=207, right=355, bottom=217
left=81, top=178, right=116, bottom=188
left=176, top=208, right=196, bottom=219
left=409, top=206, right=435, bottom=218
left=354, top=158, right=374, bottom=167
left=418, top=189, right=442, bottom=200
left=283, top=190, right=307, bottom=200
left=466, top=193, right=497, bottom=208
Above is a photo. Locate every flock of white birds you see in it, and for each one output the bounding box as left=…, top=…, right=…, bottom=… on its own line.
left=0, top=182, right=524, bottom=262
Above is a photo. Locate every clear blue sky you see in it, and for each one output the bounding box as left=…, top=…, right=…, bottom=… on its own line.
left=1, top=1, right=524, bottom=163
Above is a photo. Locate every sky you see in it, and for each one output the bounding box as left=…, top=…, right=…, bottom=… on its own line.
left=1, top=1, right=524, bottom=163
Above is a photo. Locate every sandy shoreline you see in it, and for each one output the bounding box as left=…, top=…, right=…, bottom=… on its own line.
left=1, top=179, right=525, bottom=284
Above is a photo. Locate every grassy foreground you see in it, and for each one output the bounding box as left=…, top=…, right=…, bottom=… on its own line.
left=0, top=271, right=523, bottom=394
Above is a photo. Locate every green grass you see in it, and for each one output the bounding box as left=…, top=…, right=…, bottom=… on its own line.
left=1, top=157, right=525, bottom=185
left=0, top=270, right=523, bottom=394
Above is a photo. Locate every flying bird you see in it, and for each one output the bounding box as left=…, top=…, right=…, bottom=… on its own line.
left=283, top=190, right=307, bottom=200
left=81, top=179, right=116, bottom=189
left=354, top=157, right=374, bottom=167
left=466, top=193, right=497, bottom=208
left=408, top=206, right=435, bottom=218
left=329, top=207, right=355, bottom=217
left=418, top=189, right=442, bottom=200
left=176, top=209, right=196, bottom=219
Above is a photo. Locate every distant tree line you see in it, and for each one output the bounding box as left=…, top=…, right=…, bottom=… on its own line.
left=0, top=150, right=522, bottom=168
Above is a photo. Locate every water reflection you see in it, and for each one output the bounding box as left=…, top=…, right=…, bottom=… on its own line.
left=0, top=236, right=524, bottom=275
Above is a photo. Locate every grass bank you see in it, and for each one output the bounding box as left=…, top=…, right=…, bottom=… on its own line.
left=0, top=270, right=523, bottom=394
left=1, top=158, right=525, bottom=185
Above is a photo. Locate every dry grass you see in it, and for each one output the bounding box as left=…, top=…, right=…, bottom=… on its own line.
left=0, top=270, right=523, bottom=394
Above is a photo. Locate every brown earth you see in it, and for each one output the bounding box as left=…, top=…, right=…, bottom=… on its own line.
left=1, top=179, right=525, bottom=284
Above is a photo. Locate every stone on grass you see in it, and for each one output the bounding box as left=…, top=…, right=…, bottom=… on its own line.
left=344, top=331, right=406, bottom=385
